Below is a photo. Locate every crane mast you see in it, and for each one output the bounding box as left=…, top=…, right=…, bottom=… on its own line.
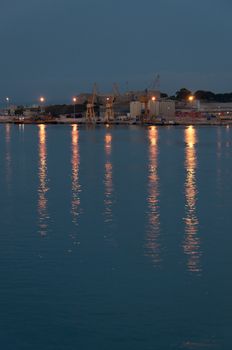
left=104, top=96, right=114, bottom=122
left=86, top=83, right=97, bottom=123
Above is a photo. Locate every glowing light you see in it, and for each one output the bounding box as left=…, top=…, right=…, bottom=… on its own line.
left=188, top=95, right=195, bottom=102
left=73, top=97, right=77, bottom=103
left=105, top=133, right=112, bottom=156
left=149, top=126, right=158, bottom=145
left=151, top=96, right=156, bottom=101
left=72, top=124, right=78, bottom=132
left=185, top=125, right=195, bottom=148
left=40, top=97, right=45, bottom=103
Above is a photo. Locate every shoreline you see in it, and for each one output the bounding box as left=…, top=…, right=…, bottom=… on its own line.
left=0, top=120, right=232, bottom=126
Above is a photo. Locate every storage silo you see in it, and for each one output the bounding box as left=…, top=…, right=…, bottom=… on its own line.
left=130, top=101, right=142, bottom=119
left=148, top=100, right=160, bottom=117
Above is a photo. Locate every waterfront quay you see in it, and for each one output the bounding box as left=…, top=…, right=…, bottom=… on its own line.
left=2, top=89, right=232, bottom=126
left=1, top=115, right=232, bottom=126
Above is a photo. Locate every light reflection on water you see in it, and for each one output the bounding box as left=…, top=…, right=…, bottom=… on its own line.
left=183, top=126, right=201, bottom=273
left=145, top=126, right=161, bottom=266
left=32, top=125, right=203, bottom=270
left=38, top=124, right=50, bottom=237
left=104, top=132, right=113, bottom=225
left=216, top=128, right=222, bottom=192
left=71, top=124, right=81, bottom=227
left=103, top=130, right=117, bottom=246
left=19, top=124, right=25, bottom=132
left=5, top=124, right=11, bottom=187
left=0, top=125, right=230, bottom=348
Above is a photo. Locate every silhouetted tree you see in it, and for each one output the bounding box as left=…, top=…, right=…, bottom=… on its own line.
left=194, top=90, right=215, bottom=101
left=194, top=90, right=232, bottom=102
left=15, top=106, right=25, bottom=116
left=176, top=88, right=191, bottom=101
left=161, top=93, right=168, bottom=98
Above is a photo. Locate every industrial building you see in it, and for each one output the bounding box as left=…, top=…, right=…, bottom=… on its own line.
left=130, top=99, right=175, bottom=121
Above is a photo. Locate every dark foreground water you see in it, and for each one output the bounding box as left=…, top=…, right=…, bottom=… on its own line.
left=0, top=124, right=231, bottom=350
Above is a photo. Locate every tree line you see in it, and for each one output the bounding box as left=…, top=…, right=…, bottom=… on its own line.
left=173, top=88, right=232, bottom=102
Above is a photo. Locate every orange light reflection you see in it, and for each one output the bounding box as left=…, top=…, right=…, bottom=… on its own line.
left=71, top=124, right=81, bottom=227
left=38, top=124, right=49, bottom=236
left=104, top=133, right=113, bottom=225
left=145, top=127, right=161, bottom=266
left=184, top=126, right=201, bottom=273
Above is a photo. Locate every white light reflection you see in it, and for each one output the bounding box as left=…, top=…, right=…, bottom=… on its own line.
left=19, top=124, right=25, bottom=132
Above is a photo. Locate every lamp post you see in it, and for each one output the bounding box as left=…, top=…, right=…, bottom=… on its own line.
left=188, top=95, right=195, bottom=118
left=73, top=97, right=77, bottom=118
left=6, top=97, right=10, bottom=114
left=39, top=97, right=45, bottom=113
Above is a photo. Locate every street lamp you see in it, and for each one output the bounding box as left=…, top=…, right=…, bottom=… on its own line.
left=6, top=97, right=10, bottom=114
left=39, top=97, right=45, bottom=113
left=188, top=95, right=195, bottom=102
left=152, top=96, right=156, bottom=101
left=73, top=97, right=77, bottom=118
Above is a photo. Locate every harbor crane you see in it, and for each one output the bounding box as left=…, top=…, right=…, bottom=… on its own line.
left=149, top=74, right=160, bottom=91
left=86, top=83, right=98, bottom=123
left=139, top=90, right=150, bottom=122
left=139, top=90, right=157, bottom=122
left=112, top=83, right=121, bottom=98
left=104, top=83, right=120, bottom=122
left=104, top=96, right=114, bottom=122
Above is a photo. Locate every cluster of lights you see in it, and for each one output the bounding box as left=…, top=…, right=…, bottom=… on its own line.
left=4, top=94, right=195, bottom=105
left=3, top=95, right=161, bottom=107
left=3, top=96, right=50, bottom=104
left=36, top=96, right=78, bottom=119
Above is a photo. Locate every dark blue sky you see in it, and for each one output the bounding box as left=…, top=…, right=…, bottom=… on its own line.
left=0, top=0, right=231, bottom=104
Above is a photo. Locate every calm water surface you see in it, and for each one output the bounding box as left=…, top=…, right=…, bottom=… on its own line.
left=0, top=124, right=231, bottom=349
